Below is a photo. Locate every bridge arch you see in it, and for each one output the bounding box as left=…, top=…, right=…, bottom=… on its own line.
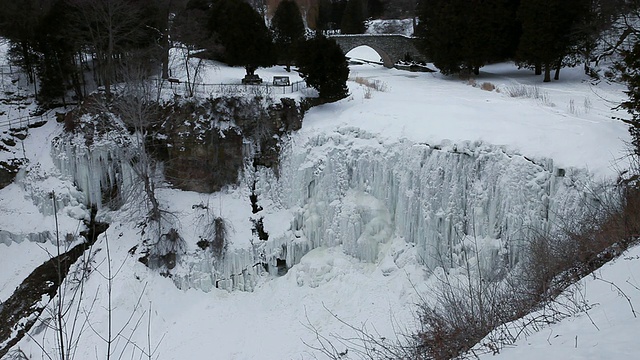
left=330, top=34, right=425, bottom=69
left=345, top=45, right=394, bottom=68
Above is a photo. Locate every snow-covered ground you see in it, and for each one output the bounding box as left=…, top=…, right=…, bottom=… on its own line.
left=1, top=46, right=638, bottom=359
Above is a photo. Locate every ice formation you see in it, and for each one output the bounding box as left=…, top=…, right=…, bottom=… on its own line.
left=51, top=132, right=136, bottom=210
left=0, top=230, right=51, bottom=246
left=48, top=123, right=598, bottom=292
left=174, top=129, right=596, bottom=291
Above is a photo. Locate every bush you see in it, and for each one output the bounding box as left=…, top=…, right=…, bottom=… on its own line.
left=151, top=228, right=186, bottom=269
left=353, top=76, right=388, bottom=92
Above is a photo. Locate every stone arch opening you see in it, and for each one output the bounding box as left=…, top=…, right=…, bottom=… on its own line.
left=344, top=44, right=394, bottom=68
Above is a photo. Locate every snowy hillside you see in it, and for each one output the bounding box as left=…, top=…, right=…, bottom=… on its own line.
left=1, top=45, right=638, bottom=360
left=475, top=244, right=640, bottom=359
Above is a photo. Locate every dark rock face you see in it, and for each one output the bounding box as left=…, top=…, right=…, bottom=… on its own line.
left=160, top=128, right=245, bottom=193
left=0, top=127, right=30, bottom=189
left=0, top=158, right=26, bottom=189
left=149, top=97, right=302, bottom=193
left=57, top=94, right=303, bottom=194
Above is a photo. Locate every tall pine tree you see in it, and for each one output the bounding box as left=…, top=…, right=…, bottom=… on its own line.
left=341, top=0, right=365, bottom=34
left=517, top=0, right=589, bottom=82
left=417, top=0, right=519, bottom=75
left=417, top=0, right=465, bottom=74
left=208, top=0, right=274, bottom=77
left=620, top=42, right=640, bottom=157
left=271, top=0, right=305, bottom=72
left=297, top=35, right=349, bottom=101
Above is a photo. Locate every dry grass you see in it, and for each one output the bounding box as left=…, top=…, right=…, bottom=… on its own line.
left=480, top=82, right=496, bottom=91
left=353, top=76, right=389, bottom=92
left=467, top=79, right=496, bottom=92
left=502, top=84, right=554, bottom=106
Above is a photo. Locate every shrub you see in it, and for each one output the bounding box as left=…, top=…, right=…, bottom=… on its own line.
left=480, top=82, right=495, bottom=91
left=502, top=84, right=553, bottom=106
left=207, top=216, right=230, bottom=260
left=353, top=76, right=388, bottom=92
left=151, top=228, right=186, bottom=269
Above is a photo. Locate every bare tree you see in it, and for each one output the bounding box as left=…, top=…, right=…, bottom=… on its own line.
left=175, top=44, right=209, bottom=97
left=69, top=0, right=160, bottom=98
left=111, top=64, right=187, bottom=270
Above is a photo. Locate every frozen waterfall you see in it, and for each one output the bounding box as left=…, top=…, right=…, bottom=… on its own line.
left=51, top=132, right=136, bottom=210
left=49, top=125, right=597, bottom=292
left=176, top=129, right=595, bottom=291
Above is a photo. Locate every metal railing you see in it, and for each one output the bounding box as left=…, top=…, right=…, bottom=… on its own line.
left=158, top=79, right=308, bottom=97
left=0, top=114, right=48, bottom=130
left=0, top=77, right=309, bottom=130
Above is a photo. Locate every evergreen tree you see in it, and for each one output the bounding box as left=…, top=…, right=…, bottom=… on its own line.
left=620, top=42, right=640, bottom=157
left=341, top=0, right=365, bottom=34
left=0, top=0, right=166, bottom=104
left=315, top=0, right=333, bottom=31
left=35, top=0, right=82, bottom=103
left=416, top=0, right=467, bottom=74
left=174, top=0, right=214, bottom=50
left=417, top=0, right=520, bottom=75
left=366, top=0, right=384, bottom=19
left=271, top=0, right=305, bottom=72
left=517, top=0, right=589, bottom=82
left=0, top=0, right=49, bottom=84
left=0, top=0, right=86, bottom=103
left=296, top=36, right=349, bottom=101
left=208, top=0, right=274, bottom=77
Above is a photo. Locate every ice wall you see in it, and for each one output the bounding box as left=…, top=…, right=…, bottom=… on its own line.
left=0, top=230, right=51, bottom=246
left=266, top=132, right=589, bottom=270
left=48, top=121, right=597, bottom=292
left=51, top=133, right=136, bottom=210
left=176, top=129, right=596, bottom=291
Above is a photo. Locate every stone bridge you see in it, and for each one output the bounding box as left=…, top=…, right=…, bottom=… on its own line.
left=329, top=34, right=426, bottom=68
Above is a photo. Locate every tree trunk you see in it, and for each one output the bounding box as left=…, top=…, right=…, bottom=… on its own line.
left=70, top=53, right=84, bottom=101
left=543, top=64, right=551, bottom=82
left=105, top=56, right=112, bottom=98
left=161, top=5, right=170, bottom=79
left=554, top=61, right=561, bottom=81
left=535, top=62, right=542, bottom=76
left=162, top=31, right=170, bottom=79
left=105, top=32, right=114, bottom=98
left=21, top=41, right=34, bottom=83
left=473, top=66, right=480, bottom=76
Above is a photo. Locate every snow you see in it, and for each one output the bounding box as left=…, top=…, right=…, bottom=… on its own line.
left=307, top=62, right=629, bottom=179
left=1, top=45, right=637, bottom=359
left=365, top=19, right=415, bottom=37
left=346, top=46, right=382, bottom=64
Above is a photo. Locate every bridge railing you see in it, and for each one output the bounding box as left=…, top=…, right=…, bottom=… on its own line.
left=327, top=33, right=417, bottom=39
left=0, top=113, right=48, bottom=130
left=155, top=79, right=309, bottom=98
